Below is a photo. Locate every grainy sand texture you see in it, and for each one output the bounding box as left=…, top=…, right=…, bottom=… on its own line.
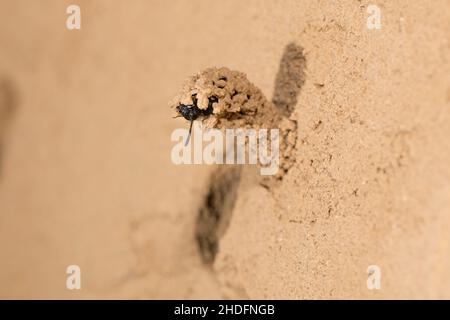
left=0, top=0, right=449, bottom=299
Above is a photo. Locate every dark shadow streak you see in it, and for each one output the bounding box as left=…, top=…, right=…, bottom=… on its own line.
left=272, top=43, right=306, bottom=117
left=0, top=78, right=19, bottom=178
left=195, top=166, right=241, bottom=264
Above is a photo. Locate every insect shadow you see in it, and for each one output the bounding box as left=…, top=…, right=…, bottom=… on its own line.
left=195, top=43, right=307, bottom=265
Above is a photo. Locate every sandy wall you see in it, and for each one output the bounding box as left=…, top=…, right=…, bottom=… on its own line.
left=0, top=0, right=449, bottom=298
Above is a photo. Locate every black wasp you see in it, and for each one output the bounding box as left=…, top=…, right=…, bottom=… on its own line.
left=175, top=94, right=217, bottom=146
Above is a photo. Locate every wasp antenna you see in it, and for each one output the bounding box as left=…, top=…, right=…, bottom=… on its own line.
left=185, top=118, right=194, bottom=146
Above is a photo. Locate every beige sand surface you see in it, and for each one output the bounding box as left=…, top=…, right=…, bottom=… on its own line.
left=0, top=0, right=449, bottom=299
